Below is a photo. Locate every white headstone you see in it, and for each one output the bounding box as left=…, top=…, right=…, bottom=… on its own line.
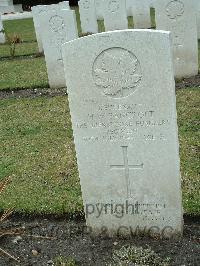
left=126, top=0, right=133, bottom=16
left=95, top=0, right=104, bottom=20
left=196, top=1, right=200, bottom=39
left=79, top=0, right=98, bottom=34
left=0, top=15, right=5, bottom=44
left=132, top=0, right=151, bottom=29
left=0, top=0, right=22, bottom=14
left=40, top=7, right=78, bottom=88
left=32, top=3, right=70, bottom=53
left=103, top=0, right=128, bottom=31
left=155, top=0, right=198, bottom=78
left=59, top=1, right=70, bottom=9
left=62, top=29, right=183, bottom=238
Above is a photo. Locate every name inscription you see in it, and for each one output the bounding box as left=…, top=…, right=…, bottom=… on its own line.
left=75, top=99, right=170, bottom=143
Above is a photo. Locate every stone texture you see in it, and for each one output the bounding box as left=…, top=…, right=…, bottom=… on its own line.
left=155, top=0, right=198, bottom=78
left=103, top=0, right=128, bottom=31
left=196, top=0, right=200, bottom=39
left=0, top=15, right=5, bottom=43
left=0, top=0, right=22, bottom=14
left=32, top=3, right=69, bottom=53
left=95, top=0, right=104, bottom=20
left=79, top=0, right=98, bottom=34
left=132, top=0, right=151, bottom=29
left=40, top=7, right=78, bottom=88
left=62, top=29, right=183, bottom=238
left=126, top=0, right=133, bottom=16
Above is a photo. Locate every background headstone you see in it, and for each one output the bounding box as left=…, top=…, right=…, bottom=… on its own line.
left=126, top=0, right=133, bottom=16
left=0, top=14, right=6, bottom=44
left=79, top=0, right=98, bottom=34
left=40, top=7, right=78, bottom=88
left=62, top=29, right=183, bottom=238
left=95, top=0, right=104, bottom=20
left=155, top=0, right=198, bottom=78
left=0, top=0, right=22, bottom=14
left=103, top=0, right=128, bottom=31
left=132, top=0, right=151, bottom=29
left=32, top=2, right=70, bottom=53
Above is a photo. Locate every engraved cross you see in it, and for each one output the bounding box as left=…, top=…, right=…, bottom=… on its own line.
left=110, top=146, right=144, bottom=198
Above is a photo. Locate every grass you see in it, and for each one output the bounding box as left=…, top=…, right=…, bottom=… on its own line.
left=0, top=57, right=48, bottom=90
left=3, top=18, right=36, bottom=42
left=0, top=89, right=199, bottom=215
left=0, top=42, right=38, bottom=58
left=177, top=88, right=200, bottom=214
left=0, top=96, right=82, bottom=214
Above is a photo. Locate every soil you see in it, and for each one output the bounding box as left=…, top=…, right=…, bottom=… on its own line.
left=0, top=74, right=199, bottom=100
left=0, top=214, right=199, bottom=266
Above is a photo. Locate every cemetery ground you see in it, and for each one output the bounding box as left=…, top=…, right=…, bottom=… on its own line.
left=0, top=12, right=199, bottom=266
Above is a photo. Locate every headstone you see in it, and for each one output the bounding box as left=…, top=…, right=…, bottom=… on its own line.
left=62, top=29, right=183, bottom=238
left=1, top=11, right=32, bottom=21
left=126, top=0, right=133, bottom=16
left=0, top=15, right=6, bottom=44
left=0, top=0, right=22, bottom=14
left=103, top=0, right=128, bottom=31
left=79, top=0, right=98, bottom=34
left=32, top=2, right=69, bottom=53
left=155, top=0, right=198, bottom=78
left=59, top=1, right=70, bottom=9
left=95, top=0, right=104, bottom=20
left=196, top=1, right=200, bottom=39
left=132, top=0, right=151, bottom=29
left=40, top=7, right=78, bottom=88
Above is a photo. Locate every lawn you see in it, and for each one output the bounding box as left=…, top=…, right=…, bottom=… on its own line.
left=0, top=8, right=199, bottom=217
left=0, top=89, right=199, bottom=216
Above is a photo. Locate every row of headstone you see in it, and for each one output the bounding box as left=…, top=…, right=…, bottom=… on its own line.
left=32, top=0, right=199, bottom=87
left=78, top=0, right=198, bottom=79
left=62, top=29, right=183, bottom=238
left=32, top=1, right=78, bottom=88
left=0, top=14, right=6, bottom=44
left=0, top=0, right=22, bottom=14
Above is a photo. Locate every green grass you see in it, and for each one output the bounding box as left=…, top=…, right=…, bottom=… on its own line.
left=0, top=42, right=38, bottom=58
left=3, top=18, right=36, bottom=42
left=0, top=96, right=82, bottom=214
left=177, top=88, right=200, bottom=214
left=0, top=89, right=199, bottom=215
left=0, top=57, right=48, bottom=90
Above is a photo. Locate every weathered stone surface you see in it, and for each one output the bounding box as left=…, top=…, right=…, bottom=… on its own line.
left=95, top=0, right=104, bottom=20
left=0, top=15, right=5, bottom=44
left=40, top=7, right=78, bottom=88
left=132, top=0, right=151, bottom=29
left=32, top=2, right=69, bottom=53
left=62, top=29, right=183, bottom=238
left=126, top=0, right=134, bottom=16
left=103, top=0, right=128, bottom=31
left=155, top=0, right=198, bottom=78
left=79, top=0, right=98, bottom=34
left=0, top=0, right=22, bottom=14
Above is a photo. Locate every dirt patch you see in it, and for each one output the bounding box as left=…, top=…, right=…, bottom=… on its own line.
left=176, top=74, right=200, bottom=90
left=0, top=74, right=199, bottom=101
left=0, top=88, right=67, bottom=100
left=0, top=214, right=199, bottom=265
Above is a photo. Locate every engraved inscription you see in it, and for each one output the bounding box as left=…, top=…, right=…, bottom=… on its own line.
left=166, top=0, right=184, bottom=19
left=49, top=15, right=65, bottom=32
left=108, top=0, right=119, bottom=13
left=110, top=146, right=143, bottom=198
left=82, top=0, right=90, bottom=9
left=93, top=48, right=142, bottom=99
